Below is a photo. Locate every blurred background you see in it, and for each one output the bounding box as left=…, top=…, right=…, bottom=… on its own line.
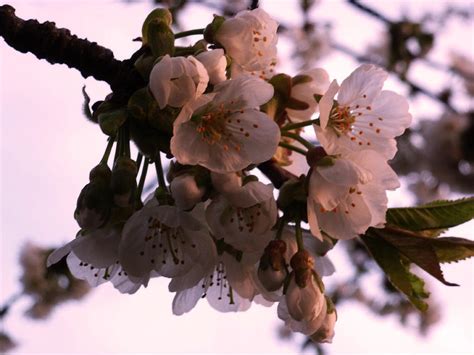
left=1, top=0, right=473, bottom=353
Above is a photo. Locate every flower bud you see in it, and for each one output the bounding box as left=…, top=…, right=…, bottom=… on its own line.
left=258, top=240, right=288, bottom=291
left=290, top=250, right=314, bottom=288
left=310, top=298, right=337, bottom=343
left=74, top=181, right=112, bottom=230
left=89, top=163, right=112, bottom=183
left=111, top=157, right=138, bottom=207
left=170, top=174, right=205, bottom=210
left=285, top=270, right=324, bottom=322
left=306, top=146, right=327, bottom=167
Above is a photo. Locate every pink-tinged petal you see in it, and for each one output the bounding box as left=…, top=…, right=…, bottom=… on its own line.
left=168, top=76, right=197, bottom=108
left=210, top=172, right=242, bottom=194
left=225, top=181, right=274, bottom=208
left=317, top=193, right=372, bottom=240
left=173, top=94, right=214, bottom=128
left=307, top=199, right=323, bottom=240
left=72, top=227, right=120, bottom=268
left=348, top=150, right=400, bottom=189
left=368, top=90, right=412, bottom=136
left=309, top=169, right=348, bottom=211
left=215, top=75, right=274, bottom=108
left=337, top=64, right=388, bottom=107
left=196, top=49, right=227, bottom=85
left=172, top=283, right=205, bottom=315
left=187, top=56, right=209, bottom=97
left=318, top=80, right=339, bottom=129
left=317, top=157, right=372, bottom=186
left=358, top=183, right=389, bottom=227
left=46, top=237, right=81, bottom=267
left=149, top=55, right=172, bottom=109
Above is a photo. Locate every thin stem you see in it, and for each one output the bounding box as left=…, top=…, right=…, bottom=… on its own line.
left=174, top=28, right=205, bottom=39
left=154, top=153, right=167, bottom=190
left=347, top=0, right=392, bottom=24
left=279, top=142, right=307, bottom=156
left=100, top=136, right=115, bottom=164
left=135, top=152, right=143, bottom=169
left=281, top=131, right=314, bottom=150
left=137, top=157, right=149, bottom=202
left=0, top=291, right=23, bottom=320
left=281, top=118, right=320, bottom=131
left=123, top=121, right=131, bottom=157
left=275, top=217, right=286, bottom=240
left=295, top=220, right=304, bottom=251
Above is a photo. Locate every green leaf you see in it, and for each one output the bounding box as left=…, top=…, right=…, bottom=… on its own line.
left=371, top=227, right=458, bottom=286
left=426, top=236, right=474, bottom=264
left=361, top=234, right=430, bottom=311
left=386, top=197, right=474, bottom=235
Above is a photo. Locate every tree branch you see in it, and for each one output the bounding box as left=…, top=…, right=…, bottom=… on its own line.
left=0, top=5, right=145, bottom=103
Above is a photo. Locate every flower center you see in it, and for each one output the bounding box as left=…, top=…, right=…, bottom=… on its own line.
left=201, top=262, right=235, bottom=304
left=328, top=106, right=356, bottom=136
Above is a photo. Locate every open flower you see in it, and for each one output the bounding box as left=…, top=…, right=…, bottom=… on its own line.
left=47, top=227, right=144, bottom=294
left=307, top=149, right=400, bottom=240
left=286, top=69, right=330, bottom=122
left=149, top=54, right=209, bottom=109
left=118, top=199, right=214, bottom=282
left=206, top=180, right=277, bottom=252
left=215, top=8, right=278, bottom=79
left=171, top=250, right=260, bottom=314
left=170, top=75, right=280, bottom=173
left=315, top=64, right=412, bottom=159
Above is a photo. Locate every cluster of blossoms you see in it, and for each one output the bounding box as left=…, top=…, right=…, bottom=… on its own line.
left=48, top=7, right=411, bottom=344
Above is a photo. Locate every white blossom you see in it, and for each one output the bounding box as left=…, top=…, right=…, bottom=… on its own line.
left=196, top=48, right=227, bottom=85
left=206, top=181, right=277, bottom=252
left=118, top=199, right=214, bottom=283
left=310, top=305, right=337, bottom=343
left=307, top=150, right=400, bottom=240
left=315, top=64, right=412, bottom=159
left=149, top=54, right=209, bottom=109
left=215, top=8, right=278, bottom=79
left=171, top=250, right=260, bottom=314
left=170, top=75, right=280, bottom=173
left=47, top=227, right=144, bottom=294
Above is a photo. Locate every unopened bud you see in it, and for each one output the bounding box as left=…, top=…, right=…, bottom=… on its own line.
left=258, top=240, right=288, bottom=291
left=111, top=157, right=138, bottom=207
left=290, top=250, right=314, bottom=288
left=74, top=181, right=112, bottom=230
left=306, top=146, right=327, bottom=167
left=170, top=174, right=205, bottom=210
left=89, top=163, right=112, bottom=183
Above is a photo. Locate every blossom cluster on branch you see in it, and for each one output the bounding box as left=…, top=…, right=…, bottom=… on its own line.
left=21, top=5, right=468, bottom=346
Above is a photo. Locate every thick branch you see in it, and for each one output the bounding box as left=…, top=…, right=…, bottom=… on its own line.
left=0, top=5, right=144, bottom=102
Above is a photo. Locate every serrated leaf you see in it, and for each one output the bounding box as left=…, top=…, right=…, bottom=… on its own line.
left=386, top=197, right=474, bottom=235
left=427, top=236, right=474, bottom=264
left=370, top=227, right=458, bottom=286
left=361, top=234, right=430, bottom=311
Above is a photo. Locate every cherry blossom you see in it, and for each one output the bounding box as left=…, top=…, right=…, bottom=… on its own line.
left=170, top=174, right=206, bottom=210
left=307, top=149, right=400, bottom=240
left=118, top=199, right=215, bottom=282
left=171, top=250, right=260, bottom=314
left=170, top=75, right=280, bottom=173
left=47, top=227, right=144, bottom=294
left=149, top=54, right=209, bottom=109
left=215, top=8, right=278, bottom=79
left=315, top=64, right=412, bottom=159
left=206, top=180, right=277, bottom=252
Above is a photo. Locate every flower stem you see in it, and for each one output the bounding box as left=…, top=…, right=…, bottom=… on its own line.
left=136, top=156, right=148, bottom=201
left=278, top=142, right=307, bottom=156
left=295, top=220, right=304, bottom=251
left=275, top=217, right=286, bottom=240
left=100, top=136, right=115, bottom=164
left=174, top=28, right=205, bottom=39
left=154, top=152, right=167, bottom=190
left=281, top=118, right=320, bottom=131
left=281, top=131, right=314, bottom=150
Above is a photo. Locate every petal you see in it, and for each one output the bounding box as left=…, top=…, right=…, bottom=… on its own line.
left=215, top=75, right=274, bottom=108
left=337, top=64, right=388, bottom=107
left=72, top=227, right=120, bottom=268
left=172, top=283, right=204, bottom=315
left=225, top=181, right=274, bottom=208
left=318, top=80, right=339, bottom=129
left=149, top=55, right=172, bottom=109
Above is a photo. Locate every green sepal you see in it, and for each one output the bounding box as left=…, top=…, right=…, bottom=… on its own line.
left=242, top=175, right=259, bottom=185
left=286, top=97, right=309, bottom=111
left=142, top=8, right=173, bottom=44
left=262, top=73, right=292, bottom=123
left=292, top=74, right=313, bottom=86
left=204, top=15, right=225, bottom=44
left=134, top=53, right=156, bottom=80
left=98, top=108, right=128, bottom=137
